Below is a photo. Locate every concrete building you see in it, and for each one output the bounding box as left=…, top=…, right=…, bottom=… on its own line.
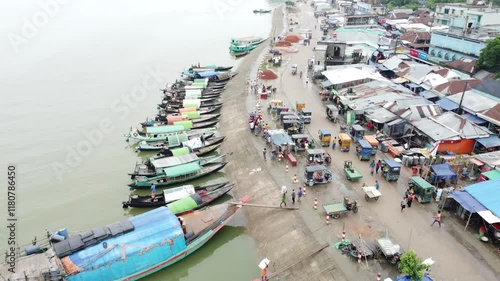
left=434, top=2, right=500, bottom=29
left=355, top=0, right=386, bottom=15
left=428, top=28, right=498, bottom=60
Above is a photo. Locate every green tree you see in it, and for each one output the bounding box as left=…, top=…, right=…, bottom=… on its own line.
left=477, top=37, right=500, bottom=78
left=398, top=250, right=429, bottom=281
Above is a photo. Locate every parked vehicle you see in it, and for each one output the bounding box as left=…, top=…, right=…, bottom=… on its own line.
left=356, top=139, right=373, bottom=161
left=375, top=237, right=403, bottom=265
left=363, top=135, right=379, bottom=155
left=350, top=124, right=365, bottom=141
left=306, top=149, right=331, bottom=165
left=323, top=197, right=358, bottom=219
left=283, top=119, right=304, bottom=135
left=362, top=183, right=382, bottom=201
left=318, top=129, right=332, bottom=147
left=381, top=159, right=401, bottom=181
left=338, top=133, right=351, bottom=152
left=408, top=176, right=435, bottom=203
left=344, top=160, right=363, bottom=181
left=299, top=109, right=312, bottom=124
left=304, top=164, right=333, bottom=186
left=291, top=134, right=315, bottom=152
left=326, top=105, right=339, bottom=122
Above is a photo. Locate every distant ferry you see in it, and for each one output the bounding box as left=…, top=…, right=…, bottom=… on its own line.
left=230, top=36, right=267, bottom=47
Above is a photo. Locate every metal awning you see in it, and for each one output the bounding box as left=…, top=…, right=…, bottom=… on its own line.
left=462, top=113, right=487, bottom=124
left=469, top=158, right=484, bottom=166
left=420, top=90, right=438, bottom=99
left=450, top=190, right=486, bottom=213
left=407, top=82, right=421, bottom=88
left=476, top=136, right=500, bottom=148
left=477, top=210, right=500, bottom=224
left=321, top=80, right=333, bottom=87
left=392, top=77, right=408, bottom=84
left=435, top=98, right=459, bottom=111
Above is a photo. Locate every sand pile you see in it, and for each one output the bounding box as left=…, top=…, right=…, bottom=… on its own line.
left=260, top=69, right=278, bottom=80
left=275, top=41, right=292, bottom=47
left=284, top=34, right=301, bottom=43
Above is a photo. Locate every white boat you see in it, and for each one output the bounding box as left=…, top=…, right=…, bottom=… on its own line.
left=230, top=36, right=267, bottom=46
left=163, top=184, right=196, bottom=203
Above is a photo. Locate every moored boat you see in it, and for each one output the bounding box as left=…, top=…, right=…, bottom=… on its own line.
left=166, top=183, right=234, bottom=215
left=141, top=113, right=221, bottom=127
left=161, top=104, right=223, bottom=114
left=166, top=101, right=223, bottom=110
left=5, top=198, right=248, bottom=281
left=157, top=142, right=222, bottom=157
left=137, top=135, right=225, bottom=153
left=229, top=44, right=259, bottom=53
left=130, top=162, right=227, bottom=189
left=233, top=50, right=250, bottom=58
left=122, top=181, right=231, bottom=208
left=230, top=36, right=266, bottom=46
left=253, top=9, right=272, bottom=13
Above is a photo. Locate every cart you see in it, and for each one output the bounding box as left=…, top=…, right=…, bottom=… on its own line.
left=322, top=197, right=358, bottom=219
left=361, top=184, right=381, bottom=201
left=375, top=237, right=403, bottom=265
left=344, top=161, right=363, bottom=181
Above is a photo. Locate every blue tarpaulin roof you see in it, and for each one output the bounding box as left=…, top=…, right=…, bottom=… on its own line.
left=384, top=159, right=400, bottom=168
left=465, top=179, right=500, bottom=217
left=197, top=71, right=219, bottom=77
left=450, top=190, right=487, bottom=213
left=321, top=80, right=333, bottom=87
left=271, top=133, right=294, bottom=146
left=476, top=136, right=500, bottom=148
left=435, top=98, right=459, bottom=111
left=462, top=113, right=487, bottom=124
left=431, top=163, right=457, bottom=181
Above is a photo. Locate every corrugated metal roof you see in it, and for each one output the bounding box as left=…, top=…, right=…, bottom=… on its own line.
left=465, top=179, right=500, bottom=217
left=399, top=104, right=443, bottom=121
left=364, top=106, right=399, bottom=123
left=475, top=151, right=500, bottom=167
left=412, top=117, right=459, bottom=141
left=346, top=92, right=404, bottom=112
left=382, top=56, right=403, bottom=71
left=151, top=154, right=199, bottom=169
left=434, top=112, right=491, bottom=139
left=446, top=90, right=497, bottom=113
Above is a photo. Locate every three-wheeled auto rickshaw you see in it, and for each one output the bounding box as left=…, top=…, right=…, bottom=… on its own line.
left=408, top=176, right=435, bottom=203
left=291, top=134, right=314, bottom=152
left=363, top=135, right=379, bottom=155
left=344, top=160, right=363, bottom=181
left=283, top=119, right=304, bottom=135
left=381, top=159, right=401, bottom=181
left=296, top=101, right=305, bottom=112
left=338, top=133, right=351, bottom=152
left=274, top=107, right=289, bottom=121
left=375, top=237, right=403, bottom=266
left=355, top=139, right=373, bottom=161
left=279, top=111, right=296, bottom=123
left=350, top=124, right=365, bottom=141
left=306, top=149, right=331, bottom=165
left=319, top=129, right=331, bottom=147
left=326, top=105, right=339, bottom=122
left=299, top=109, right=312, bottom=124
left=292, top=64, right=298, bottom=75
left=267, top=100, right=284, bottom=114
left=304, top=164, right=333, bottom=186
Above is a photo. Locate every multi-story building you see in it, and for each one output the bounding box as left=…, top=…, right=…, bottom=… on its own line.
left=434, top=1, right=500, bottom=29
left=355, top=0, right=386, bottom=15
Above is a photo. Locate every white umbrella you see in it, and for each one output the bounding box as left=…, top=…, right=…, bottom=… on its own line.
left=258, top=258, right=270, bottom=269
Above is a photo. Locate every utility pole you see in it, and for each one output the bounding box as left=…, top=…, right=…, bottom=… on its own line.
left=457, top=82, right=468, bottom=115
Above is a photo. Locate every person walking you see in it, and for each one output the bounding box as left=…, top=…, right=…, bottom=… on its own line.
left=375, top=180, right=380, bottom=190
left=297, top=187, right=303, bottom=202
left=400, top=197, right=407, bottom=212
left=407, top=193, right=415, bottom=208
left=306, top=78, right=309, bottom=86
left=263, top=148, right=267, bottom=160
left=291, top=189, right=296, bottom=204
left=431, top=211, right=442, bottom=227
left=332, top=137, right=337, bottom=150
left=261, top=264, right=268, bottom=281
left=280, top=192, right=287, bottom=208
left=369, top=160, right=375, bottom=175
left=375, top=160, right=381, bottom=174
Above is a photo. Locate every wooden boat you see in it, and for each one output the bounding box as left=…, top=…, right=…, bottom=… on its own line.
left=234, top=50, right=250, bottom=58
left=229, top=44, right=259, bottom=52
left=163, top=104, right=223, bottom=114
left=157, top=142, right=222, bottom=157
left=137, top=135, right=225, bottom=152
left=12, top=198, right=248, bottom=281
left=141, top=114, right=221, bottom=127
left=230, top=36, right=266, bottom=46
left=253, top=9, right=272, bottom=13
left=129, top=153, right=224, bottom=178
left=158, top=97, right=219, bottom=108
left=129, top=162, right=228, bottom=189
left=189, top=65, right=233, bottom=72
left=127, top=126, right=216, bottom=142
left=166, top=184, right=234, bottom=215
left=166, top=101, right=223, bottom=110
left=122, top=181, right=230, bottom=208
left=209, top=71, right=238, bottom=82
left=163, top=91, right=222, bottom=100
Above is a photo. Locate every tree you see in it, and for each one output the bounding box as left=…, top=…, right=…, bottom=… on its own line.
left=398, top=250, right=429, bottom=281
left=477, top=37, right=500, bottom=78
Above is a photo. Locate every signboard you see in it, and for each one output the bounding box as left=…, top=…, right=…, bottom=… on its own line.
left=418, top=52, right=428, bottom=61
left=410, top=49, right=428, bottom=62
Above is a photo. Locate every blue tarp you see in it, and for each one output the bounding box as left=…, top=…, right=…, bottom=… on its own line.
left=430, top=163, right=457, bottom=181
left=67, top=207, right=184, bottom=280
left=450, top=190, right=487, bottom=213
left=271, top=133, right=294, bottom=146
left=435, top=98, right=459, bottom=111
left=395, top=274, right=434, bottom=281
left=197, top=71, right=219, bottom=78
left=384, top=159, right=400, bottom=168
left=321, top=80, right=333, bottom=87
left=476, top=136, right=500, bottom=148
left=462, top=113, right=487, bottom=124
left=357, top=139, right=372, bottom=149
left=465, top=179, right=500, bottom=217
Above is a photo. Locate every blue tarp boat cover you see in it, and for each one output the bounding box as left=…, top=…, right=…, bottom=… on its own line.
left=435, top=98, right=459, bottom=111
left=66, top=207, right=184, bottom=281
left=449, top=190, right=486, bottom=213
left=476, top=136, right=500, bottom=149
left=197, top=71, right=219, bottom=78
left=465, top=179, right=500, bottom=217
left=430, top=163, right=457, bottom=181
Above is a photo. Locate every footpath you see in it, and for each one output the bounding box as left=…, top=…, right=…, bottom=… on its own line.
left=220, top=2, right=500, bottom=281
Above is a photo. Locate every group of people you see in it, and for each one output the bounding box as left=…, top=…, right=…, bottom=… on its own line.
left=400, top=187, right=416, bottom=211
left=369, top=159, right=383, bottom=175
left=280, top=185, right=304, bottom=208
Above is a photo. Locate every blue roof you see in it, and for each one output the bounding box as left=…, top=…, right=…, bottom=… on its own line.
left=465, top=179, right=500, bottom=217
left=435, top=98, right=459, bottom=111
left=271, top=133, right=294, bottom=146
left=384, top=159, right=400, bottom=168
left=462, top=113, right=487, bottom=124
left=476, top=136, right=500, bottom=149
left=319, top=129, right=331, bottom=136
left=197, top=71, right=219, bottom=78
left=357, top=139, right=372, bottom=149
left=321, top=80, right=333, bottom=87
left=450, top=190, right=487, bottom=213
left=395, top=274, right=434, bottom=281
left=430, top=163, right=457, bottom=180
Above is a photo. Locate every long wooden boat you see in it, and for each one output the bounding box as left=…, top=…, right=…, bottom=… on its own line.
left=122, top=181, right=231, bottom=208
left=141, top=114, right=220, bottom=127
left=129, top=153, right=224, bottom=178
left=166, top=101, right=223, bottom=110
left=157, top=142, right=222, bottom=157
left=162, top=104, right=223, bottom=114
left=253, top=9, right=272, bottom=13
left=3, top=198, right=249, bottom=281
left=158, top=97, right=219, bottom=108
left=137, top=136, right=225, bottom=152
left=129, top=162, right=228, bottom=189
left=230, top=36, right=266, bottom=45
left=163, top=92, right=222, bottom=101
left=233, top=50, right=250, bottom=58
left=166, top=184, right=234, bottom=215
left=127, top=126, right=215, bottom=143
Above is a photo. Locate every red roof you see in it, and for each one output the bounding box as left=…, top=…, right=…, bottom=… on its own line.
left=433, top=79, right=482, bottom=95
left=446, top=58, right=477, bottom=74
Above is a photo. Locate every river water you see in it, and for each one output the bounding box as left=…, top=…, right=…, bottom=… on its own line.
left=0, top=0, right=281, bottom=280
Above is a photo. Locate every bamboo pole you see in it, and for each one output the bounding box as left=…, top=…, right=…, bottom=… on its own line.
left=229, top=202, right=299, bottom=210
